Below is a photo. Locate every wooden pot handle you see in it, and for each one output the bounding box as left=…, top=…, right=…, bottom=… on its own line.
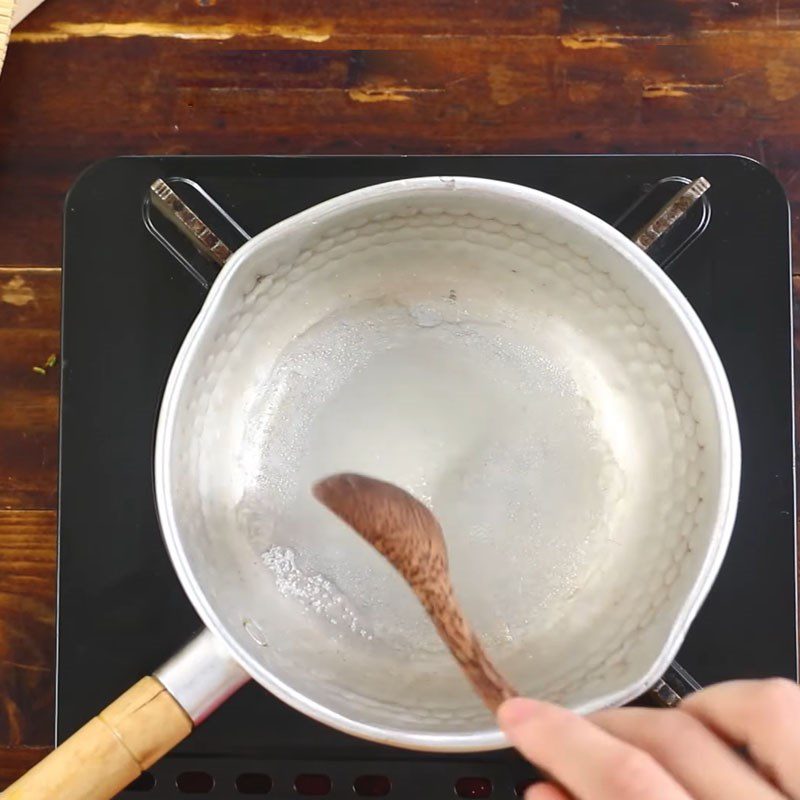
left=2, top=676, right=193, bottom=800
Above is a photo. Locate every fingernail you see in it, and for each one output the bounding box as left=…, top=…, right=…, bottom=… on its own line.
left=497, top=697, right=542, bottom=729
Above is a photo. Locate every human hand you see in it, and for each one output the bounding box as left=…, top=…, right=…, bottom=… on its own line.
left=498, top=678, right=800, bottom=799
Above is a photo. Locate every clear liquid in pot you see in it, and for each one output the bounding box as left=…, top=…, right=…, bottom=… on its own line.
left=236, top=297, right=622, bottom=658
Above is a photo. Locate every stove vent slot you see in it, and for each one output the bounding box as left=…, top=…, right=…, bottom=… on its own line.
left=175, top=771, right=214, bottom=793
left=236, top=773, right=273, bottom=794
left=455, top=776, right=493, bottom=798
left=353, top=774, right=391, bottom=796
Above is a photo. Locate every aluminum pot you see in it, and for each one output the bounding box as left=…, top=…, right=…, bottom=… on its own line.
left=5, top=176, right=740, bottom=800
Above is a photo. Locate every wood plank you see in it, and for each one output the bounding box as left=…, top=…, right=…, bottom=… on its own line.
left=0, top=510, right=55, bottom=749
left=10, top=0, right=800, bottom=40
left=0, top=269, right=60, bottom=510
left=1, top=30, right=800, bottom=266
left=4, top=34, right=800, bottom=130
left=10, top=0, right=559, bottom=40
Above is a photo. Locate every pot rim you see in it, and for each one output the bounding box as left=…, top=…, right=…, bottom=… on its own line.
left=154, top=175, right=741, bottom=752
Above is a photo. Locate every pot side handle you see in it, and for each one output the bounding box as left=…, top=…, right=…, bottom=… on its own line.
left=144, top=178, right=250, bottom=289
left=649, top=660, right=703, bottom=707
left=149, top=178, right=233, bottom=267
left=2, top=630, right=248, bottom=799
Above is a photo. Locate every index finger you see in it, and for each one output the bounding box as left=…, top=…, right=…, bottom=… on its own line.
left=498, top=698, right=692, bottom=800
left=681, top=678, right=800, bottom=797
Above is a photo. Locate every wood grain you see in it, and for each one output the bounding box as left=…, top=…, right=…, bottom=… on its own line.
left=0, top=0, right=799, bottom=787
left=0, top=269, right=60, bottom=510
left=0, top=268, right=58, bottom=764
left=0, top=510, right=55, bottom=748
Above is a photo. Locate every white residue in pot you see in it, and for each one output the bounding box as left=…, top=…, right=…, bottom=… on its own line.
left=261, top=544, right=373, bottom=640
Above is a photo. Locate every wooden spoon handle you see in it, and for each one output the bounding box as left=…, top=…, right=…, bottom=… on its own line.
left=424, top=584, right=518, bottom=713
left=452, top=628, right=518, bottom=713
left=2, top=677, right=192, bottom=800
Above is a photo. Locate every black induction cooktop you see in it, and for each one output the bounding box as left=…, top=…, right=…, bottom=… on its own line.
left=58, top=155, right=796, bottom=799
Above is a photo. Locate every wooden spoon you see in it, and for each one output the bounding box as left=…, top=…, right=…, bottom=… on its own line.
left=313, top=472, right=517, bottom=713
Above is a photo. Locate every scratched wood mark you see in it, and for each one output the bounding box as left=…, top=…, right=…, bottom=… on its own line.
left=1, top=0, right=800, bottom=785
left=0, top=269, right=60, bottom=510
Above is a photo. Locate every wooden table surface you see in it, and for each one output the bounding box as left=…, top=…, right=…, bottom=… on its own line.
left=1, top=0, right=800, bottom=786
